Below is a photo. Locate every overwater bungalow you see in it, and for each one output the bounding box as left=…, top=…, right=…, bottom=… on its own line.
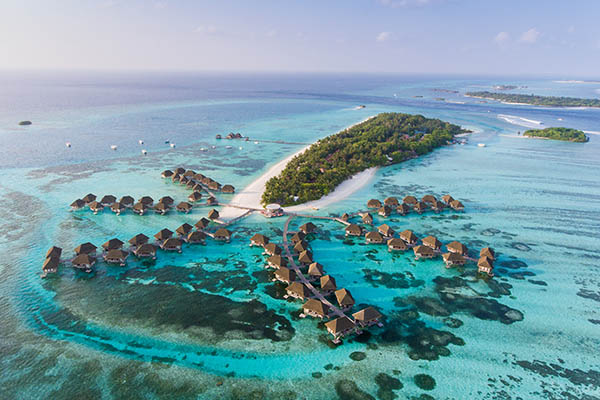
left=176, top=201, right=193, bottom=214
left=293, top=240, right=309, bottom=254
left=82, top=193, right=96, bottom=204
left=104, top=249, right=128, bottom=266
left=442, top=194, right=454, bottom=204
left=193, top=173, right=205, bottom=182
left=206, top=196, right=218, bottom=206
left=183, top=169, right=196, bottom=177
left=297, top=250, right=313, bottom=265
left=201, top=176, right=212, bottom=185
left=208, top=181, right=222, bottom=191
left=171, top=173, right=181, bottom=182
left=413, top=201, right=428, bottom=214
left=250, top=233, right=269, bottom=247
left=299, top=222, right=317, bottom=234
left=174, top=167, right=186, bottom=175
left=213, top=228, right=232, bottom=242
left=187, top=230, right=206, bottom=244
left=335, top=288, right=355, bottom=310
left=100, top=195, right=117, bottom=206
left=367, top=199, right=382, bottom=209
left=285, top=282, right=311, bottom=300
left=139, top=196, right=154, bottom=206
left=442, top=252, right=466, bottom=267
left=400, top=230, right=418, bottom=245
left=449, top=200, right=464, bottom=211
left=186, top=180, right=196, bottom=189
left=132, top=202, right=148, bottom=215
left=325, top=316, right=356, bottom=343
left=192, top=183, right=204, bottom=192
left=88, top=201, right=104, bottom=214
left=195, top=217, right=211, bottom=230
left=72, top=254, right=95, bottom=272
left=446, top=241, right=468, bottom=256
left=413, top=245, right=435, bottom=260
left=365, top=231, right=384, bottom=244
left=161, top=170, right=174, bottom=178
left=102, top=238, right=124, bottom=251
left=161, top=238, right=183, bottom=252
left=345, top=224, right=363, bottom=237
left=74, top=242, right=97, bottom=256
left=307, top=262, right=324, bottom=280
left=396, top=203, right=410, bottom=216
left=361, top=213, right=374, bottom=225
left=422, top=194, right=437, bottom=204
left=403, top=195, right=417, bottom=205
left=352, top=307, right=383, bottom=328
left=267, top=255, right=287, bottom=269
left=340, top=212, right=350, bottom=222
left=159, top=196, right=174, bottom=207
left=70, top=199, right=86, bottom=210
left=43, top=257, right=59, bottom=274
left=378, top=205, right=392, bottom=217
left=154, top=228, right=173, bottom=243
left=46, top=246, right=62, bottom=259
left=133, top=243, right=156, bottom=259
left=111, top=202, right=126, bottom=215
left=188, top=192, right=203, bottom=203
left=478, top=256, right=494, bottom=276
left=263, top=203, right=283, bottom=218
left=119, top=196, right=135, bottom=207
left=387, top=238, right=407, bottom=252
left=179, top=175, right=190, bottom=185
left=480, top=247, right=495, bottom=260
left=422, top=235, right=442, bottom=251
left=384, top=197, right=399, bottom=208
left=320, top=275, right=337, bottom=294
left=208, top=209, right=220, bottom=220
left=377, top=224, right=395, bottom=237
left=129, top=233, right=149, bottom=248
left=431, top=200, right=446, bottom=213
left=153, top=202, right=169, bottom=215
left=175, top=223, right=194, bottom=237
left=222, top=184, right=235, bottom=193
left=290, top=231, right=306, bottom=244
left=302, top=299, right=329, bottom=319
left=275, top=267, right=297, bottom=284
left=264, top=243, right=282, bottom=256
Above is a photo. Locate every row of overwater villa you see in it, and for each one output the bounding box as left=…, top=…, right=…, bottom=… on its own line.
left=358, top=194, right=464, bottom=219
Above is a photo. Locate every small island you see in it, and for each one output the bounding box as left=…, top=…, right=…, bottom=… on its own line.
left=465, top=91, right=600, bottom=108
left=18, top=120, right=32, bottom=126
left=523, top=127, right=589, bottom=142
left=261, top=113, right=465, bottom=206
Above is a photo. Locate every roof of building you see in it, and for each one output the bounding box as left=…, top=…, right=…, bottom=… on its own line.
left=325, top=316, right=355, bottom=334
left=320, top=275, right=337, bottom=291
left=139, top=196, right=154, bottom=205
left=134, top=243, right=156, bottom=255
left=105, top=249, right=128, bottom=261
left=72, top=253, right=94, bottom=266
left=208, top=209, right=220, bottom=219
left=129, top=233, right=149, bottom=246
left=187, top=230, right=206, bottom=242
left=214, top=228, right=231, bottom=238
left=413, top=244, right=434, bottom=256
left=400, top=230, right=418, bottom=243
left=267, top=255, right=287, bottom=267
left=335, top=288, right=355, bottom=306
left=102, top=238, right=124, bottom=250
left=70, top=199, right=86, bottom=208
left=352, top=306, right=383, bottom=322
left=100, top=195, right=117, bottom=204
left=46, top=246, right=62, bottom=258
left=162, top=238, right=183, bottom=249
left=403, top=195, right=417, bottom=205
left=159, top=196, right=174, bottom=205
left=447, top=241, right=468, bottom=254
left=43, top=256, right=59, bottom=271
left=422, top=194, right=437, bottom=204
left=480, top=247, right=495, bottom=259
left=365, top=231, right=384, bottom=242
left=378, top=224, right=395, bottom=236
left=275, top=267, right=296, bottom=282
left=82, top=193, right=96, bottom=203
left=222, top=184, right=235, bottom=193
left=250, top=233, right=269, bottom=246
left=297, top=250, right=313, bottom=263
left=176, top=223, right=193, bottom=235
left=345, top=224, right=362, bottom=234
left=120, top=195, right=134, bottom=205
left=442, top=194, right=454, bottom=204
left=290, top=231, right=306, bottom=243
left=188, top=192, right=203, bottom=201
left=367, top=199, right=382, bottom=208
left=264, top=243, right=282, bottom=255
left=286, top=282, right=311, bottom=298
left=387, top=238, right=407, bottom=250
left=384, top=197, right=399, bottom=206
left=154, top=228, right=173, bottom=240
left=308, top=262, right=324, bottom=276
left=477, top=256, right=494, bottom=269
left=422, top=235, right=442, bottom=249
left=299, top=222, right=317, bottom=234
left=88, top=201, right=103, bottom=210
left=303, top=299, right=329, bottom=317
left=195, top=218, right=211, bottom=229
left=74, top=242, right=97, bottom=254
left=442, top=252, right=465, bottom=263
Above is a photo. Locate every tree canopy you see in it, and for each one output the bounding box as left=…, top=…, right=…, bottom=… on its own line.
left=466, top=91, right=600, bottom=108
left=523, top=127, right=588, bottom=142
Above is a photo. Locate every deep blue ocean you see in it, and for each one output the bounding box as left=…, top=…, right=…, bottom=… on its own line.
left=0, top=71, right=599, bottom=399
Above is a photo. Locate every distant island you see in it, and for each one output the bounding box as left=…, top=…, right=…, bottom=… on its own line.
left=523, top=127, right=589, bottom=142
left=492, top=85, right=527, bottom=91
left=261, top=113, right=465, bottom=206
left=18, top=120, right=32, bottom=126
left=465, top=91, right=600, bottom=108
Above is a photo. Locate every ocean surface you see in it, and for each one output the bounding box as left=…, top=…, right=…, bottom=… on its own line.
left=0, top=71, right=599, bottom=399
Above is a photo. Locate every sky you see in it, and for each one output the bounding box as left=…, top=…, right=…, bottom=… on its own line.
left=1, top=0, right=599, bottom=76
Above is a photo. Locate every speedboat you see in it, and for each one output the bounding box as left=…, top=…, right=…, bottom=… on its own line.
left=170, top=143, right=176, bottom=148
left=141, top=149, right=147, bottom=155
left=65, top=142, right=71, bottom=148
left=138, top=140, right=144, bottom=145
left=110, top=145, right=117, bottom=150
left=477, top=143, right=486, bottom=147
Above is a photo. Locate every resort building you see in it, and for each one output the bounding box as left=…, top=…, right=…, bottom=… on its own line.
left=154, top=228, right=173, bottom=244
left=174, top=167, right=186, bottom=175
left=264, top=203, right=283, bottom=218
left=175, top=223, right=194, bottom=237
left=299, top=222, right=317, bottom=234
left=192, top=183, right=203, bottom=192
left=297, top=250, right=313, bottom=265
left=340, top=213, right=350, bottom=222
left=183, top=170, right=196, bottom=177
left=208, top=181, right=222, bottom=191
left=431, top=200, right=446, bottom=213
left=267, top=255, right=287, bottom=269
left=159, top=196, right=174, bottom=207
left=345, top=224, right=363, bottom=237
left=320, top=275, right=337, bottom=294
left=365, top=231, right=384, bottom=244
left=450, top=200, right=465, bottom=211
left=290, top=232, right=306, bottom=244
left=139, top=196, right=154, bottom=206
left=387, top=238, right=407, bottom=252
left=377, top=224, right=395, bottom=238
left=104, top=249, right=128, bottom=266
left=403, top=195, right=417, bottom=205
left=400, top=230, right=418, bottom=245
left=193, top=173, right=205, bottom=182
left=213, top=228, right=232, bottom=242
left=275, top=267, right=297, bottom=284
left=186, top=180, right=196, bottom=189
left=100, top=195, right=117, bottom=206
left=161, top=238, right=183, bottom=252
left=195, top=218, right=211, bottom=230
left=421, top=194, right=437, bottom=204
left=208, top=209, right=220, bottom=220
left=72, top=254, right=95, bottom=272
left=264, top=243, right=282, bottom=256
left=221, top=184, right=235, bottom=193
left=447, top=241, right=468, bottom=256
left=187, top=230, right=206, bottom=244
left=129, top=233, right=149, bottom=248
left=325, top=316, right=356, bottom=342
left=286, top=282, right=311, bottom=300
left=176, top=202, right=193, bottom=214
left=153, top=202, right=169, bottom=215
left=132, top=202, right=148, bottom=215
left=442, top=194, right=454, bottom=204
left=188, top=192, right=203, bottom=203
left=102, top=238, right=124, bottom=251
left=46, top=246, right=63, bottom=259
left=367, top=199, right=382, bottom=209
left=361, top=213, right=374, bottom=225
left=82, top=193, right=97, bottom=204
left=88, top=201, right=104, bottom=214
left=119, top=196, right=134, bottom=207
left=70, top=199, right=86, bottom=210
left=250, top=233, right=269, bottom=247
left=413, top=201, right=428, bottom=214
left=422, top=235, right=442, bottom=251
left=302, top=299, right=329, bottom=319
left=161, top=170, right=173, bottom=178
left=378, top=205, right=392, bottom=217
left=43, top=257, right=59, bottom=274
left=134, top=243, right=156, bottom=259
left=74, top=242, right=97, bottom=256
left=171, top=174, right=181, bottom=182
left=396, top=203, right=410, bottom=216
left=478, top=256, right=494, bottom=276
left=111, top=202, right=126, bottom=215
left=384, top=197, right=399, bottom=208
left=413, top=245, right=435, bottom=260
left=442, top=252, right=466, bottom=267
left=352, top=307, right=383, bottom=328
left=179, top=175, right=190, bottom=185
left=480, top=247, right=495, bottom=260
left=293, top=240, right=309, bottom=254
left=307, top=262, right=325, bottom=280
left=335, top=288, right=355, bottom=310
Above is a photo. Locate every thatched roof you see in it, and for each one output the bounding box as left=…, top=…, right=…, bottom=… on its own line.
left=367, top=199, right=382, bottom=208
left=335, top=288, right=355, bottom=307
left=111, top=202, right=126, bottom=212
left=477, top=256, right=494, bottom=269
left=421, top=194, right=437, bottom=204
left=183, top=170, right=196, bottom=177
left=286, top=282, right=311, bottom=299
left=447, top=241, right=467, bottom=255
left=275, top=267, right=296, bottom=282
left=134, top=243, right=155, bottom=256
left=187, top=230, right=206, bottom=243
left=70, top=199, right=85, bottom=209
left=153, top=202, right=169, bottom=213
left=171, top=173, right=181, bottom=182
left=325, top=316, right=355, bottom=334
left=377, top=224, right=395, bottom=236
left=431, top=200, right=445, bottom=210
left=267, top=255, right=287, bottom=267
left=450, top=200, right=464, bottom=210
left=413, top=245, right=434, bottom=256
left=162, top=238, right=183, bottom=249
left=264, top=243, right=282, bottom=255
left=443, top=252, right=465, bottom=263
left=397, top=203, right=410, bottom=214
left=293, top=240, right=309, bottom=253
left=188, top=192, right=203, bottom=202
left=290, top=231, right=306, bottom=243
left=422, top=235, right=442, bottom=250
left=176, top=201, right=192, bottom=212
left=176, top=223, right=193, bottom=236
left=43, top=257, right=59, bottom=271
left=414, top=201, right=428, bottom=211
left=378, top=205, right=392, bottom=216
left=250, top=233, right=269, bottom=246
left=206, top=196, right=218, bottom=205
left=139, top=196, right=154, bottom=205
left=362, top=213, right=373, bottom=223
left=299, top=222, right=317, bottom=234
left=129, top=233, right=149, bottom=246
left=119, top=195, right=134, bottom=205
left=384, top=197, right=399, bottom=207
left=161, top=170, right=174, bottom=178
left=442, top=194, right=454, bottom=204
left=72, top=253, right=95, bottom=266
left=365, top=231, right=384, bottom=243
left=208, top=181, right=221, bottom=190
left=480, top=247, right=495, bottom=260
left=340, top=213, right=350, bottom=221
left=105, top=249, right=128, bottom=262
left=320, top=275, right=337, bottom=291
left=214, top=228, right=231, bottom=239
left=102, top=238, right=124, bottom=250
left=353, top=307, right=382, bottom=323
left=345, top=224, right=362, bottom=235
left=297, top=250, right=313, bottom=264
left=82, top=193, right=96, bottom=203
left=208, top=209, right=220, bottom=220
left=46, top=246, right=62, bottom=259
left=174, top=167, right=186, bottom=175
left=303, top=299, right=329, bottom=317
left=193, top=173, right=205, bottom=181
left=159, top=196, right=174, bottom=206
left=308, top=262, right=324, bottom=277
left=400, top=230, right=418, bottom=244
left=403, top=195, right=417, bottom=205
left=89, top=201, right=103, bottom=210
left=192, top=183, right=204, bottom=192
left=387, top=238, right=407, bottom=250
left=74, top=242, right=97, bottom=255
left=222, top=184, right=235, bottom=193
left=100, top=195, right=116, bottom=204
left=133, top=202, right=148, bottom=211
left=195, top=218, right=211, bottom=230
left=154, top=228, right=173, bottom=241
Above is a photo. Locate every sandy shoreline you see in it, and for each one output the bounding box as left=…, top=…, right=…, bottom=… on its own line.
left=219, top=116, right=375, bottom=220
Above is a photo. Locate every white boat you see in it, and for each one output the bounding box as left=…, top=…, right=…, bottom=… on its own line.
left=254, top=141, right=259, bottom=144
left=225, top=145, right=232, bottom=149
left=239, top=146, right=243, bottom=150
left=558, top=118, right=563, bottom=121
left=165, top=140, right=170, bottom=144
left=478, top=143, right=486, bottom=147
left=200, top=147, right=207, bottom=151
left=110, top=145, right=118, bottom=150
left=170, top=143, right=176, bottom=148
left=141, top=149, right=147, bottom=155
left=138, top=140, right=144, bottom=145
left=211, top=145, right=216, bottom=149
left=65, top=142, right=71, bottom=148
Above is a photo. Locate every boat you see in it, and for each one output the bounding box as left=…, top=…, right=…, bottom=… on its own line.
left=226, top=145, right=232, bottom=149
left=170, top=143, right=176, bottom=148
left=211, top=145, right=216, bottom=149
left=254, top=141, right=259, bottom=144
left=478, top=143, right=486, bottom=147
left=110, top=145, right=117, bottom=150
left=200, top=147, right=207, bottom=151
left=65, top=142, right=71, bottom=148
left=138, top=140, right=144, bottom=145
left=141, top=149, right=147, bottom=155
left=165, top=140, right=170, bottom=143
left=239, top=146, right=243, bottom=150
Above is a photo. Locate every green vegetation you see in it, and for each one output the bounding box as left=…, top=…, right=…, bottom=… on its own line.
left=523, top=127, right=588, bottom=142
left=466, top=91, right=600, bottom=108
left=261, top=113, right=465, bottom=206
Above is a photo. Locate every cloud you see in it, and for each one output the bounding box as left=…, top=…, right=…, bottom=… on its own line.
left=494, top=31, right=510, bottom=45
left=519, top=28, right=540, bottom=44
left=376, top=32, right=391, bottom=42
left=194, top=25, right=219, bottom=35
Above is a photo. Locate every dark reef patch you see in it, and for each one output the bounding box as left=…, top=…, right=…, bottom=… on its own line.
left=335, top=379, right=375, bottom=400
left=414, top=374, right=436, bottom=391
left=363, top=269, right=424, bottom=289
left=577, top=289, right=600, bottom=303
left=515, top=359, right=600, bottom=388
left=350, top=351, right=367, bottom=361
left=375, top=372, right=403, bottom=400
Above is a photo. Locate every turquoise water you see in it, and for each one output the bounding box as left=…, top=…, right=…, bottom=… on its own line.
left=0, top=73, right=599, bottom=399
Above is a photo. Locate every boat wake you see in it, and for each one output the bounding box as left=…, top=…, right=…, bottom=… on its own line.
left=497, top=114, right=543, bottom=128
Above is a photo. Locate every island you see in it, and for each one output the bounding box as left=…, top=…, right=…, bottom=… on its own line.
left=465, top=91, right=600, bottom=108
left=18, top=120, right=32, bottom=126
left=261, top=112, right=465, bottom=206
left=523, top=127, right=589, bottom=142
